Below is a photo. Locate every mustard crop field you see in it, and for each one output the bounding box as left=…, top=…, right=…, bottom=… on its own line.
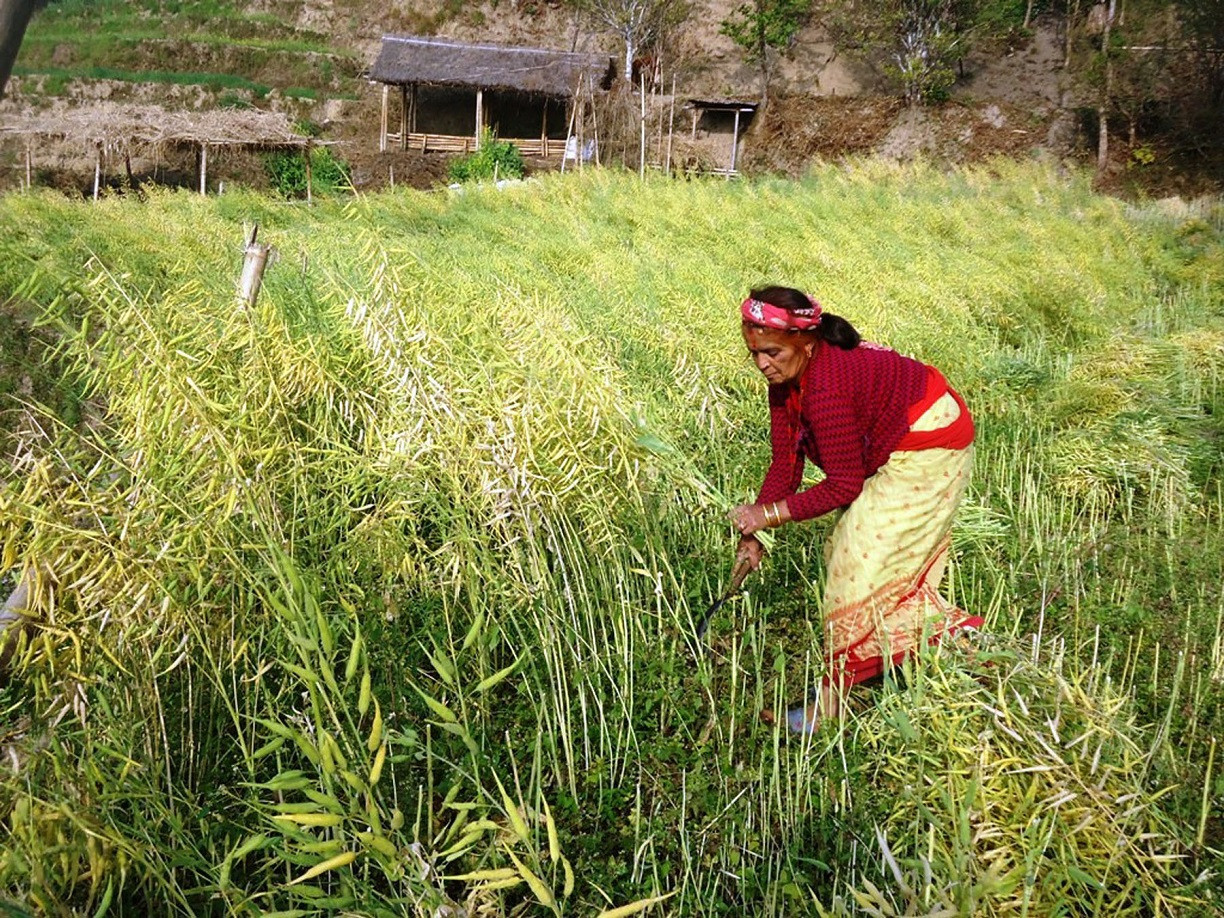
left=0, top=164, right=1221, bottom=916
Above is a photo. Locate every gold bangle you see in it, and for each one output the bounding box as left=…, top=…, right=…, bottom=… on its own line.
left=763, top=503, right=778, bottom=527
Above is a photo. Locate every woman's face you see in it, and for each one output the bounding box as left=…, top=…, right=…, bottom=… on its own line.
left=742, top=324, right=815, bottom=385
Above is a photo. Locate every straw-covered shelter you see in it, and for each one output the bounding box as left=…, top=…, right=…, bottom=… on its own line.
left=0, top=102, right=316, bottom=197
left=683, top=97, right=758, bottom=176
left=369, top=35, right=615, bottom=158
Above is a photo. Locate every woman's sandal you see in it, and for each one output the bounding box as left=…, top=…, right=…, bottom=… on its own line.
left=785, top=702, right=821, bottom=734
left=760, top=690, right=823, bottom=734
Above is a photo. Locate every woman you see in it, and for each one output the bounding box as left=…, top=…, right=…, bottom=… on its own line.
left=730, top=285, right=982, bottom=733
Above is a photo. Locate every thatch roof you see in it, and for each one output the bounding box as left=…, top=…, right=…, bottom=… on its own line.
left=0, top=102, right=313, bottom=155
left=370, top=35, right=615, bottom=96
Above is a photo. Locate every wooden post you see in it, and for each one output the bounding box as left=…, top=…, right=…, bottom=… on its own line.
left=93, top=145, right=101, bottom=201
left=729, top=109, right=741, bottom=177
left=409, top=83, right=417, bottom=132
left=24, top=143, right=31, bottom=191
left=199, top=143, right=208, bottom=195
left=304, top=143, right=313, bottom=206
left=399, top=85, right=408, bottom=150
left=665, top=74, right=676, bottom=176
left=124, top=151, right=134, bottom=188
left=691, top=108, right=698, bottom=140
left=237, top=224, right=274, bottom=310
left=474, top=88, right=483, bottom=147
left=541, top=98, right=547, bottom=156
left=380, top=84, right=389, bottom=152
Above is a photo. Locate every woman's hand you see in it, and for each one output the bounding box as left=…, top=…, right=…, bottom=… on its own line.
left=730, top=503, right=767, bottom=535
left=730, top=500, right=792, bottom=536
left=736, top=535, right=764, bottom=571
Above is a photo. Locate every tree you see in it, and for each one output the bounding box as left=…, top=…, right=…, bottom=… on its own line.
left=0, top=0, right=41, bottom=100
left=1181, top=0, right=1224, bottom=113
left=829, top=0, right=981, bottom=104
left=720, top=0, right=813, bottom=102
left=569, top=0, right=690, bottom=85
left=1059, top=1, right=1183, bottom=178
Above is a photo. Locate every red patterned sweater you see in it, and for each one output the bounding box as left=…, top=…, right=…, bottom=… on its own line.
left=756, top=340, right=930, bottom=522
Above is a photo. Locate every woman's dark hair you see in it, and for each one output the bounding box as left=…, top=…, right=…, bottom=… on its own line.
left=750, top=285, right=861, bottom=351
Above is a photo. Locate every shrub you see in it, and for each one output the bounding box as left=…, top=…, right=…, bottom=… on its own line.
left=263, top=146, right=351, bottom=198
left=447, top=130, right=525, bottom=184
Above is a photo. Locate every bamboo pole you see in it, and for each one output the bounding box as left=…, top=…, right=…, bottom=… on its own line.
left=475, top=88, right=483, bottom=147
left=238, top=224, right=274, bottom=310
left=639, top=71, right=646, bottom=178
left=409, top=83, right=417, bottom=132
left=587, top=74, right=600, bottom=166
left=665, top=74, right=676, bottom=176
left=729, top=109, right=741, bottom=178
left=305, top=143, right=313, bottom=206
left=400, top=85, right=408, bottom=150
left=199, top=142, right=208, bottom=195
left=561, top=80, right=579, bottom=173
left=0, top=568, right=31, bottom=675
left=655, top=101, right=663, bottom=167
left=380, top=84, right=389, bottom=152
left=93, top=145, right=101, bottom=200
left=24, top=142, right=31, bottom=190
left=577, top=90, right=584, bottom=171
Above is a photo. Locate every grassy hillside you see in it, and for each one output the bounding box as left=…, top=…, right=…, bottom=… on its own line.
left=0, top=164, right=1221, bottom=915
left=10, top=0, right=364, bottom=102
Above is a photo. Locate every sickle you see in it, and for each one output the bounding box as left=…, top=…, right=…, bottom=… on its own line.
left=694, top=556, right=753, bottom=650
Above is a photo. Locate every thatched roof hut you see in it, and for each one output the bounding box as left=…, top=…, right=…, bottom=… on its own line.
left=368, top=35, right=615, bottom=158
left=682, top=98, right=759, bottom=177
left=370, top=35, right=615, bottom=95
left=0, top=102, right=312, bottom=155
left=0, top=102, right=316, bottom=196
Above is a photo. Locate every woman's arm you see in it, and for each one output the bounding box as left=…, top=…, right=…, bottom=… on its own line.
left=756, top=384, right=805, bottom=505
left=784, top=390, right=867, bottom=521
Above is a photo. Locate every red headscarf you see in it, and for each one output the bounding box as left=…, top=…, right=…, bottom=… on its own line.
left=740, top=294, right=823, bottom=331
